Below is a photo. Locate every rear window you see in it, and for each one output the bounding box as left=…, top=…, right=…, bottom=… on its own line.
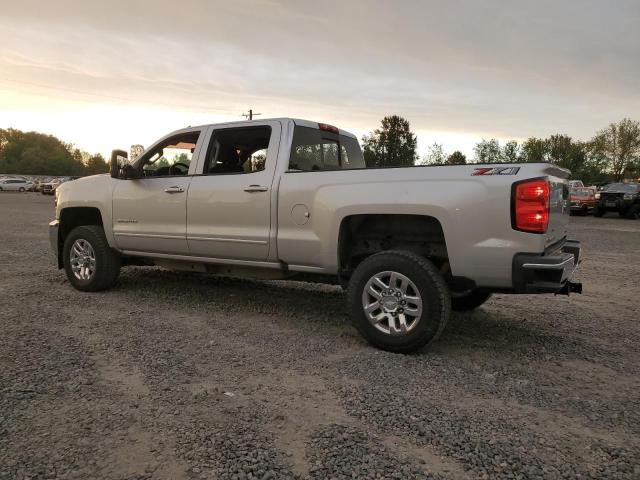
left=289, top=126, right=365, bottom=171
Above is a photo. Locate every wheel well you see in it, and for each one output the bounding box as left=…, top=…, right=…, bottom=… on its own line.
left=338, top=214, right=449, bottom=279
left=56, top=207, right=104, bottom=267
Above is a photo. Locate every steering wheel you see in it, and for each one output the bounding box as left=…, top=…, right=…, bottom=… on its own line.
left=168, top=162, right=189, bottom=175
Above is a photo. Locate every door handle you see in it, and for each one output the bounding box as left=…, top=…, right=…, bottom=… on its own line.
left=164, top=186, right=185, bottom=194
left=244, top=185, right=268, bottom=193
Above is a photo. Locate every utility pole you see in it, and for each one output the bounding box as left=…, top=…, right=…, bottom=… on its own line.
left=242, top=109, right=262, bottom=121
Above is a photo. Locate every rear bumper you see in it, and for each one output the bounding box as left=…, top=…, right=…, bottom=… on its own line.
left=512, top=240, right=582, bottom=294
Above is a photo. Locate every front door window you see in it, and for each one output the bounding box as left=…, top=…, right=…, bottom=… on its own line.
left=139, top=132, right=200, bottom=177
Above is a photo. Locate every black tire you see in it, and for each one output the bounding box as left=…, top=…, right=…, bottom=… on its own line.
left=624, top=205, right=639, bottom=219
left=582, top=205, right=588, bottom=216
left=451, top=289, right=492, bottom=312
left=593, top=207, right=605, bottom=217
left=18, top=187, right=25, bottom=192
left=63, top=225, right=121, bottom=292
left=347, top=250, right=451, bottom=353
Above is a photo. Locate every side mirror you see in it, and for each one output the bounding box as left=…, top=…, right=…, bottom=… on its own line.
left=110, top=150, right=130, bottom=179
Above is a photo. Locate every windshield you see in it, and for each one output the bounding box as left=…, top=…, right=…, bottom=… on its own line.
left=604, top=183, right=639, bottom=193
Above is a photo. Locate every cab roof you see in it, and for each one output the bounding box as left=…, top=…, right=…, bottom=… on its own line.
left=186, top=118, right=358, bottom=140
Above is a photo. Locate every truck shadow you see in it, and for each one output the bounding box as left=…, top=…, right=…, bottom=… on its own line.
left=113, top=267, right=614, bottom=367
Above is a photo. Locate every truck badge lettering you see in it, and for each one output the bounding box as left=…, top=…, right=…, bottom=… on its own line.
left=472, top=167, right=521, bottom=176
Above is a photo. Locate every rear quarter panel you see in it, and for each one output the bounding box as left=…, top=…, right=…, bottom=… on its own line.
left=277, top=163, right=568, bottom=288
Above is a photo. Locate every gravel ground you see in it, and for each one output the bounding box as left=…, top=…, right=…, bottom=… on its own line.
left=1, top=193, right=639, bottom=480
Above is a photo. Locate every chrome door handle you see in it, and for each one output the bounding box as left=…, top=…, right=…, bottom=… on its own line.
left=244, top=185, right=268, bottom=193
left=164, top=186, right=185, bottom=194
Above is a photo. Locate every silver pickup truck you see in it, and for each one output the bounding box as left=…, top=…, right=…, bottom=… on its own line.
left=50, top=118, right=582, bottom=352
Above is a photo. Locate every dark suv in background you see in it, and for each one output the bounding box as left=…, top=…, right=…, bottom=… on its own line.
left=594, top=183, right=640, bottom=219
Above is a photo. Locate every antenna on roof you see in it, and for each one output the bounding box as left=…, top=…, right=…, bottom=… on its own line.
left=241, top=109, right=262, bottom=121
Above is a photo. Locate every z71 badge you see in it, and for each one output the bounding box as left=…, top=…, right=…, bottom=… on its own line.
left=471, top=166, right=521, bottom=176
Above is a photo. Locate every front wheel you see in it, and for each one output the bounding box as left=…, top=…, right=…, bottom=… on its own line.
left=451, top=289, right=492, bottom=312
left=347, top=250, right=451, bottom=353
left=63, top=225, right=121, bottom=291
left=593, top=207, right=605, bottom=217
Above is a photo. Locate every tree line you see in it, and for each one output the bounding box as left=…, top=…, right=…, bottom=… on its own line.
left=0, top=128, right=109, bottom=176
left=363, top=116, right=640, bottom=184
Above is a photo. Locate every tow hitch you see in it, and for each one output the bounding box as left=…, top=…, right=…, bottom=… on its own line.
left=556, top=281, right=583, bottom=296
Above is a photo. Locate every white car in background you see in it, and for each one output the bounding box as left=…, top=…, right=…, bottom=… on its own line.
left=0, top=178, right=33, bottom=192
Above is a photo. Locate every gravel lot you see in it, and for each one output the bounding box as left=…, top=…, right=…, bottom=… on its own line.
left=1, top=193, right=639, bottom=480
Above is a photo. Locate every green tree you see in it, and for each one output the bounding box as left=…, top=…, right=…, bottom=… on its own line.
left=422, top=142, right=446, bottom=165
left=362, top=115, right=418, bottom=167
left=446, top=151, right=467, bottom=165
left=0, top=128, right=98, bottom=176
left=474, top=139, right=502, bottom=163
left=172, top=152, right=190, bottom=165
left=502, top=141, right=520, bottom=163
left=154, top=157, right=170, bottom=169
left=519, top=137, right=549, bottom=163
left=546, top=135, right=587, bottom=175
left=0, top=129, right=79, bottom=175
left=590, top=118, right=640, bottom=181
left=84, top=154, right=109, bottom=175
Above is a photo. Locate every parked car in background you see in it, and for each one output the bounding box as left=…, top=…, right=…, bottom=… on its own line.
left=569, top=187, right=598, bottom=215
left=41, top=179, right=62, bottom=195
left=42, top=177, right=80, bottom=195
left=0, top=178, right=33, bottom=192
left=594, top=183, right=640, bottom=218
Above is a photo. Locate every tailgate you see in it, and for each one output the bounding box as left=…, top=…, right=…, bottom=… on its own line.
left=544, top=166, right=570, bottom=249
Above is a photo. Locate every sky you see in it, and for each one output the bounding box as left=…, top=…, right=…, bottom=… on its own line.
left=0, top=0, right=639, bottom=160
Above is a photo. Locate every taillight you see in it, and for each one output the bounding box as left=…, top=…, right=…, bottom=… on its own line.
left=512, top=178, right=550, bottom=233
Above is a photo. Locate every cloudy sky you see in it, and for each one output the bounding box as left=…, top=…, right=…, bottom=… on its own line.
left=0, top=0, right=638, bottom=158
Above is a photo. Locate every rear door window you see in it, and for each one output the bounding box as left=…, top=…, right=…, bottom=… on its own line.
left=289, top=126, right=365, bottom=171
left=205, top=126, right=272, bottom=175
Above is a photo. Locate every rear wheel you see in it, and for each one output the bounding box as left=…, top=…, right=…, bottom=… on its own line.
left=63, top=225, right=121, bottom=291
left=347, top=250, right=451, bottom=353
left=451, top=289, right=492, bottom=312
